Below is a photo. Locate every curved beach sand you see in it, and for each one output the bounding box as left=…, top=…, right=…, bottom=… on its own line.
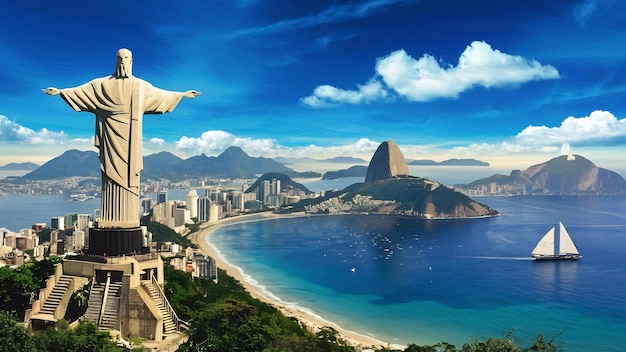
left=188, top=212, right=407, bottom=351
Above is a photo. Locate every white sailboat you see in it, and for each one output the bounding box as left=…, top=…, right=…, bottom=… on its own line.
left=532, top=221, right=582, bottom=260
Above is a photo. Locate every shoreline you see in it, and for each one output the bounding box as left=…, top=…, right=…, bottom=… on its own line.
left=188, top=211, right=407, bottom=351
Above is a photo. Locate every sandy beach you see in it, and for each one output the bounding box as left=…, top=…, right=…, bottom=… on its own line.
left=188, top=212, right=407, bottom=351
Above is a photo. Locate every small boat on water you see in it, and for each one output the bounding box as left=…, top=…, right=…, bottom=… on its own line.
left=532, top=221, right=582, bottom=260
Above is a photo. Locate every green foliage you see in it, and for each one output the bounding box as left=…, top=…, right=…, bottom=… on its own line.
left=0, top=311, right=36, bottom=352
left=0, top=257, right=61, bottom=319
left=33, top=320, right=121, bottom=351
left=141, top=215, right=193, bottom=248
left=0, top=313, right=120, bottom=352
left=0, top=266, right=38, bottom=318
left=169, top=267, right=356, bottom=352
left=65, top=280, right=91, bottom=322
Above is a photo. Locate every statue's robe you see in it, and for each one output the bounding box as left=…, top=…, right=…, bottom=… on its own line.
left=59, top=76, right=184, bottom=228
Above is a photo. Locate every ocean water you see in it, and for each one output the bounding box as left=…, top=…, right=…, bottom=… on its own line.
left=207, top=196, right=626, bottom=351
left=0, top=194, right=100, bottom=232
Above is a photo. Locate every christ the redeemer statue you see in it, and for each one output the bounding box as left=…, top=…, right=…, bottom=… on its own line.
left=44, top=48, right=201, bottom=230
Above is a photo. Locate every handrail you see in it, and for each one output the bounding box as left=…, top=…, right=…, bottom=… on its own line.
left=98, top=273, right=111, bottom=326
left=150, top=275, right=189, bottom=331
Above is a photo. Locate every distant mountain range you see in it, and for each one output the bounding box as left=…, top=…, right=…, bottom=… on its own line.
left=12, top=147, right=321, bottom=182
left=20, top=150, right=100, bottom=180
left=274, top=156, right=368, bottom=165
left=322, top=166, right=368, bottom=180
left=408, top=158, right=489, bottom=166
left=466, top=154, right=626, bottom=195
left=0, top=162, right=39, bottom=170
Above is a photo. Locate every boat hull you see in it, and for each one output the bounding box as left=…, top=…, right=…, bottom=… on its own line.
left=532, top=254, right=582, bottom=261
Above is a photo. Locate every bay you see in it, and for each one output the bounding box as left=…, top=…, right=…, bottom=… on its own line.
left=0, top=194, right=100, bottom=232
left=208, top=196, right=626, bottom=351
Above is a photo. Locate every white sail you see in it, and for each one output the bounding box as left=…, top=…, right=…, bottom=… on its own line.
left=558, top=221, right=580, bottom=255
left=532, top=227, right=555, bottom=256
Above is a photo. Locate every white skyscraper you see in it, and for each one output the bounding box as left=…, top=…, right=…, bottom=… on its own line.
left=186, top=189, right=199, bottom=219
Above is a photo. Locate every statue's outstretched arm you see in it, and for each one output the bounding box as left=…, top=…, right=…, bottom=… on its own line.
left=183, top=90, right=202, bottom=98
left=42, top=87, right=61, bottom=96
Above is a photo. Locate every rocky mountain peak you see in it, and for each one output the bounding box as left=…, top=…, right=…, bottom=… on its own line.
left=365, top=141, right=410, bottom=182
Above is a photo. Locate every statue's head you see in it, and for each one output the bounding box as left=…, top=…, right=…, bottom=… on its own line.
left=114, top=48, right=133, bottom=78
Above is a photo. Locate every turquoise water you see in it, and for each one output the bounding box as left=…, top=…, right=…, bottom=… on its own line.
left=208, top=196, right=626, bottom=351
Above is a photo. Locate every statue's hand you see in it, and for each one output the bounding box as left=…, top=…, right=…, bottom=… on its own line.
left=42, top=87, right=60, bottom=95
left=183, top=90, right=202, bottom=98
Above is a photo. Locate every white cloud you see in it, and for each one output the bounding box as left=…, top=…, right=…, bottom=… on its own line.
left=294, top=138, right=381, bottom=158
left=516, top=110, right=626, bottom=144
left=302, top=41, right=560, bottom=107
left=0, top=114, right=67, bottom=144
left=452, top=110, right=626, bottom=155
left=148, top=137, right=166, bottom=147
left=172, top=130, right=386, bottom=161
left=175, top=130, right=279, bottom=156
left=300, top=80, right=388, bottom=107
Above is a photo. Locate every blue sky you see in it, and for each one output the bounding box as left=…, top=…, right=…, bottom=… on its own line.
left=1, top=0, right=625, bottom=174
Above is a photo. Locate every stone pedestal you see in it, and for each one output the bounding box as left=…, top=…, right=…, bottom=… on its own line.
left=88, top=227, right=143, bottom=256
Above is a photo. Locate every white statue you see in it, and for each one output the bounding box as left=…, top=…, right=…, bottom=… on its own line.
left=43, top=48, right=201, bottom=229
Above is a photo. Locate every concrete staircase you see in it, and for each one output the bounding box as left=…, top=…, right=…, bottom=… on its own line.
left=99, top=282, right=121, bottom=330
left=83, top=276, right=122, bottom=330
left=142, top=280, right=176, bottom=337
left=39, top=275, right=72, bottom=317
left=84, top=281, right=105, bottom=324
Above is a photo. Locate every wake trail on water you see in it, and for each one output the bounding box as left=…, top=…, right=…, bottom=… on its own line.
left=458, top=256, right=534, bottom=261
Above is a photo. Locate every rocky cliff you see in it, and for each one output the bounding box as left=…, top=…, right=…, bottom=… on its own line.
left=467, top=154, right=626, bottom=195
left=365, top=141, right=410, bottom=182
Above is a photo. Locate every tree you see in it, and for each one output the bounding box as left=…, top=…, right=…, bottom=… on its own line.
left=0, top=266, right=37, bottom=318
left=0, top=311, right=35, bottom=352
left=33, top=320, right=121, bottom=352
left=184, top=297, right=273, bottom=351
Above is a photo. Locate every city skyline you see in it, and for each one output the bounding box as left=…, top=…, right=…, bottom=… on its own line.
left=1, top=1, right=625, bottom=174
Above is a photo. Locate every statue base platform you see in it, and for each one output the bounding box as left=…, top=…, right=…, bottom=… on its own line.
left=88, top=227, right=144, bottom=256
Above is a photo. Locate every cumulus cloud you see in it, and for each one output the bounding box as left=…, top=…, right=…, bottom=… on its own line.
left=175, top=130, right=280, bottom=156
left=171, top=130, right=387, bottom=161
left=0, top=114, right=67, bottom=144
left=452, top=110, right=626, bottom=155
left=302, top=41, right=560, bottom=107
left=292, top=138, right=382, bottom=158
left=147, top=137, right=166, bottom=147
left=300, top=80, right=388, bottom=107
left=515, top=110, right=626, bottom=145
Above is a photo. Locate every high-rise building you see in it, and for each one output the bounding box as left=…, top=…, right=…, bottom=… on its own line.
left=51, top=216, right=65, bottom=230
left=231, top=191, right=245, bottom=211
left=76, top=214, right=91, bottom=233
left=186, top=190, right=199, bottom=218
left=209, top=203, right=219, bottom=223
left=31, top=223, right=46, bottom=232
left=198, top=197, right=211, bottom=222
left=64, top=213, right=78, bottom=228
left=157, top=190, right=168, bottom=204
left=141, top=198, right=154, bottom=215
left=271, top=178, right=281, bottom=196
left=258, top=180, right=270, bottom=203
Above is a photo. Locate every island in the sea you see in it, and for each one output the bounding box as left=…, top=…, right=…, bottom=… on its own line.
left=296, top=141, right=499, bottom=218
